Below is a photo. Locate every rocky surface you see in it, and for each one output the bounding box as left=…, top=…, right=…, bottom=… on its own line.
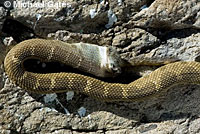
left=0, top=0, right=200, bottom=133
left=128, top=0, right=200, bottom=30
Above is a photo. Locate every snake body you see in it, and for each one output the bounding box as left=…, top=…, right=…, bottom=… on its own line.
left=4, top=39, right=200, bottom=101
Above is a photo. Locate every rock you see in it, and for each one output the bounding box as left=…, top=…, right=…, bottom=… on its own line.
left=0, top=6, right=7, bottom=34
left=0, top=68, right=4, bottom=90
left=112, top=32, right=127, bottom=47
left=0, top=0, right=200, bottom=133
left=128, top=0, right=200, bottom=30
left=122, top=29, right=200, bottom=68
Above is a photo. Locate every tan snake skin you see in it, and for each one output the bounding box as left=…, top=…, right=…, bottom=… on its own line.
left=4, top=39, right=200, bottom=101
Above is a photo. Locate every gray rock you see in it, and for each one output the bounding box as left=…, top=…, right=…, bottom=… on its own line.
left=129, top=0, right=200, bottom=30
left=0, top=0, right=200, bottom=133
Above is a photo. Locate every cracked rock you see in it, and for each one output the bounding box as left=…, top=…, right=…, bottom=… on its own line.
left=0, top=0, right=200, bottom=133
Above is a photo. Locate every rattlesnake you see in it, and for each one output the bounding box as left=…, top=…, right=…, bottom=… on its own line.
left=4, top=39, right=200, bottom=101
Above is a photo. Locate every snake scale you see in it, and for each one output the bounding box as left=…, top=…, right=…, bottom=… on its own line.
left=4, top=39, right=200, bottom=101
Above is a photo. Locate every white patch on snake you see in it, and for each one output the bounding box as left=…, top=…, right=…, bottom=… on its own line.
left=103, top=86, right=109, bottom=97
left=12, top=56, right=20, bottom=63
left=154, top=76, right=163, bottom=91
left=50, top=78, right=56, bottom=89
left=68, top=77, right=75, bottom=89
left=121, top=86, right=128, bottom=99
left=99, top=46, right=108, bottom=68
left=84, top=80, right=92, bottom=93
left=47, top=47, right=55, bottom=60
left=76, top=57, right=82, bottom=68
left=30, top=47, right=35, bottom=56
left=34, top=78, right=40, bottom=90
left=22, top=72, right=28, bottom=79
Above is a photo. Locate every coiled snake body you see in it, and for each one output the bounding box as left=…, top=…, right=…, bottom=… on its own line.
left=4, top=39, right=200, bottom=101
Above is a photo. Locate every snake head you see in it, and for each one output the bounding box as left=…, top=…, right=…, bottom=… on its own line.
left=105, top=46, right=124, bottom=77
